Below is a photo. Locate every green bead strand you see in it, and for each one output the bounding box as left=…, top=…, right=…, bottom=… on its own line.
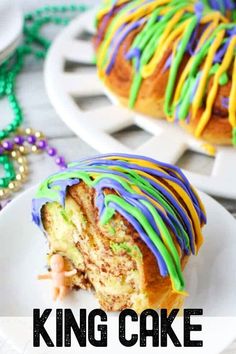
left=0, top=3, right=89, bottom=141
left=0, top=155, right=16, bottom=187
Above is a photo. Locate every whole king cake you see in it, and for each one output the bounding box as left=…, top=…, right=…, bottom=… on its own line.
left=32, top=154, right=206, bottom=312
left=95, top=0, right=236, bottom=145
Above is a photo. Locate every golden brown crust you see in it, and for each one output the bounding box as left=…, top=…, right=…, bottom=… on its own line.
left=95, top=11, right=232, bottom=145
left=134, top=233, right=189, bottom=311
left=181, top=111, right=232, bottom=145
left=100, top=28, right=170, bottom=118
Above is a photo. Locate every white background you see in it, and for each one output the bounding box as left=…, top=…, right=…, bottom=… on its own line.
left=0, top=1, right=236, bottom=353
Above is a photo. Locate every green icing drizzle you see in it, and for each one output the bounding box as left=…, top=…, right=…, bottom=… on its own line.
left=129, top=2, right=192, bottom=109
left=60, top=209, right=70, bottom=223
left=165, top=16, right=198, bottom=116
left=210, top=64, right=229, bottom=85
left=34, top=157, right=205, bottom=293
left=37, top=165, right=191, bottom=255
left=110, top=241, right=142, bottom=259
left=97, top=0, right=236, bottom=141
left=219, top=72, right=228, bottom=85
left=233, top=127, right=236, bottom=145
left=101, top=194, right=185, bottom=291
left=107, top=223, right=116, bottom=235
left=173, top=23, right=235, bottom=119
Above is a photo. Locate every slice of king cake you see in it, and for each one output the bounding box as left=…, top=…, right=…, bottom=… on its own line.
left=32, top=153, right=206, bottom=312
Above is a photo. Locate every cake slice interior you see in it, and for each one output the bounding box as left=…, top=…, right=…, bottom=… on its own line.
left=41, top=182, right=187, bottom=312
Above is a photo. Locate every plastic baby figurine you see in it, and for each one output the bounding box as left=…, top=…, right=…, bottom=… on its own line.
left=37, top=254, right=77, bottom=301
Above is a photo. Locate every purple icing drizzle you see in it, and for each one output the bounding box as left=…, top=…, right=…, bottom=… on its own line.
left=32, top=154, right=206, bottom=282
left=106, top=19, right=145, bottom=75
left=221, top=96, right=229, bottom=108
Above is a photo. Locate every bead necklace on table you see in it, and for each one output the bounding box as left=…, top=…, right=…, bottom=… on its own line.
left=0, top=128, right=66, bottom=199
left=0, top=4, right=88, bottom=205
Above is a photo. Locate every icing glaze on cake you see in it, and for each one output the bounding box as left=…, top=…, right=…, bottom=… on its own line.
left=96, top=0, right=236, bottom=144
left=32, top=153, right=206, bottom=293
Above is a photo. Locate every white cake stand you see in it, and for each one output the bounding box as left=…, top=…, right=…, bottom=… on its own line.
left=44, top=8, right=236, bottom=199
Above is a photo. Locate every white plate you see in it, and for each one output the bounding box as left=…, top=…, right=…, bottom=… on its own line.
left=44, top=8, right=236, bottom=199
left=0, top=186, right=236, bottom=353
left=0, top=1, right=23, bottom=64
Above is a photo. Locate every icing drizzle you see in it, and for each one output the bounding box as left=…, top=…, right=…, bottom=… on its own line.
left=96, top=0, right=236, bottom=145
left=32, top=153, right=206, bottom=294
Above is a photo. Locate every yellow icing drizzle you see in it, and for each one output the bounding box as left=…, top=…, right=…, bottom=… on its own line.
left=96, top=0, right=236, bottom=143
left=97, top=0, right=171, bottom=69
left=202, top=143, right=216, bottom=156
left=128, top=168, right=203, bottom=252
left=192, top=29, right=226, bottom=119
left=142, top=13, right=192, bottom=78
left=96, top=0, right=129, bottom=21
left=195, top=36, right=236, bottom=137
left=229, top=57, right=236, bottom=128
